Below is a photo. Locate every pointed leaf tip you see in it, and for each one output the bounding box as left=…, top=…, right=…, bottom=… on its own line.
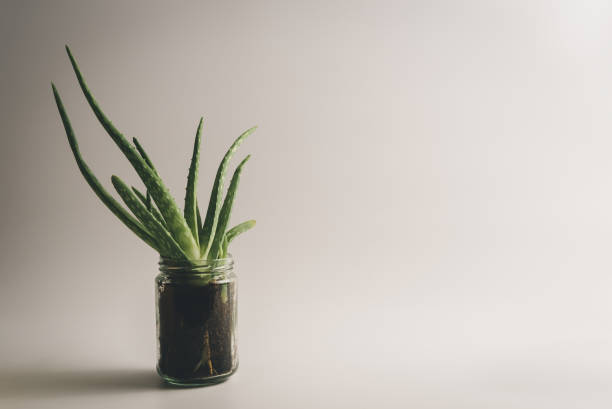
left=200, top=125, right=255, bottom=256
left=51, top=83, right=59, bottom=98
left=184, top=117, right=204, bottom=245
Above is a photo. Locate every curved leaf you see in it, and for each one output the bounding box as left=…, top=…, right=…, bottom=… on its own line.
left=208, top=155, right=250, bottom=259
left=52, top=83, right=160, bottom=252
left=132, top=186, right=167, bottom=227
left=132, top=137, right=158, bottom=174
left=65, top=46, right=199, bottom=259
left=222, top=220, right=256, bottom=257
left=201, top=126, right=256, bottom=256
left=112, top=176, right=187, bottom=260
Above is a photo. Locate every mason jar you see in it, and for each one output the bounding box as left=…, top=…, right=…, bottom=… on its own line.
left=155, top=256, right=237, bottom=386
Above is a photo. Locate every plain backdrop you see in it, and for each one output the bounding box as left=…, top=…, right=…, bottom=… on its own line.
left=2, top=0, right=612, bottom=408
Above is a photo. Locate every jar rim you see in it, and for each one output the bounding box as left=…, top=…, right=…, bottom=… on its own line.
left=158, top=254, right=234, bottom=274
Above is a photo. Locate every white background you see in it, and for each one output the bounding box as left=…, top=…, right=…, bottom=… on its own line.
left=2, top=1, right=612, bottom=407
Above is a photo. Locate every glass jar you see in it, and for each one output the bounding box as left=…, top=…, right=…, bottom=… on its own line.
left=155, top=256, right=237, bottom=386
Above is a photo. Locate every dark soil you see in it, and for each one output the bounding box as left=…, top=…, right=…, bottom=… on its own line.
left=157, top=279, right=237, bottom=383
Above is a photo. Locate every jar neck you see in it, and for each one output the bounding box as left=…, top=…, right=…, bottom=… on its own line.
left=158, top=256, right=234, bottom=275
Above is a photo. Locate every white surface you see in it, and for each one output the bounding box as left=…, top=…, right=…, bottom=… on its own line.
left=3, top=0, right=612, bottom=407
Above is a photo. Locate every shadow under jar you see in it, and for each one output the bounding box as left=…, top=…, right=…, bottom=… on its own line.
left=156, top=256, right=237, bottom=386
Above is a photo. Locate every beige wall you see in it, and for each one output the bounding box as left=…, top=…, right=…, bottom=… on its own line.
left=2, top=1, right=612, bottom=407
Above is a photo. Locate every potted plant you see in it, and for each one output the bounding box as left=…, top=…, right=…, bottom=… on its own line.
left=52, top=46, right=256, bottom=386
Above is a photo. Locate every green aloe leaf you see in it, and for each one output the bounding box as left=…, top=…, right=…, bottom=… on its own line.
left=112, top=176, right=187, bottom=260
left=201, top=126, right=256, bottom=256
left=184, top=117, right=203, bottom=247
left=133, top=137, right=157, bottom=174
left=52, top=83, right=160, bottom=252
left=132, top=186, right=167, bottom=227
left=221, top=220, right=256, bottom=257
left=131, top=186, right=148, bottom=206
left=208, top=155, right=250, bottom=260
left=65, top=46, right=199, bottom=259
left=131, top=138, right=155, bottom=213
left=196, top=199, right=202, bottom=235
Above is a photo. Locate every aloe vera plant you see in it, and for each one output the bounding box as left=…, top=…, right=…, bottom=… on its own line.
left=52, top=46, right=256, bottom=262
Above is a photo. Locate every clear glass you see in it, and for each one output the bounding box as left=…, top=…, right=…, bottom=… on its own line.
left=156, top=256, right=237, bottom=386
